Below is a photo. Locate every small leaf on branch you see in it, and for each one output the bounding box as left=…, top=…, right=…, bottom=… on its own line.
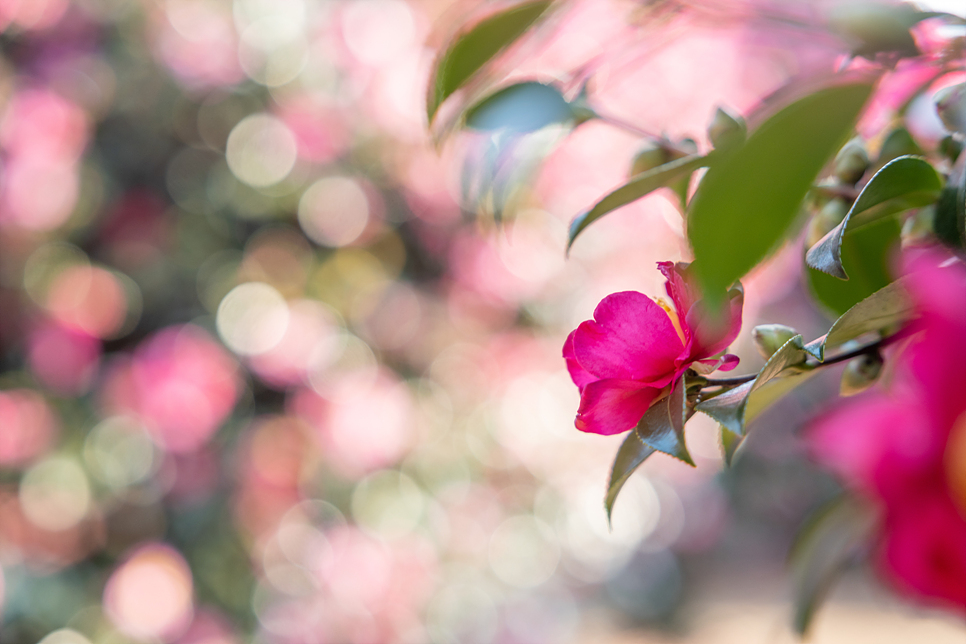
left=605, top=430, right=657, bottom=525
left=696, top=335, right=813, bottom=436
left=807, top=217, right=900, bottom=316
left=790, top=494, right=878, bottom=636
left=427, top=1, right=553, bottom=123
left=806, top=156, right=942, bottom=279
left=688, top=81, right=874, bottom=305
left=636, top=376, right=694, bottom=466
left=805, top=279, right=913, bottom=361
left=568, top=154, right=708, bottom=251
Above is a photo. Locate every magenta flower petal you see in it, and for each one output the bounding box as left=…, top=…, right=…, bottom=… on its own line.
left=572, top=291, right=684, bottom=382
left=881, top=497, right=966, bottom=609
left=563, top=330, right=596, bottom=391
left=575, top=379, right=662, bottom=436
left=658, top=261, right=698, bottom=322
left=684, top=286, right=744, bottom=360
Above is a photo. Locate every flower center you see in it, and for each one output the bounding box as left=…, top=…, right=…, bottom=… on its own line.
left=944, top=410, right=966, bottom=518
left=656, top=298, right=687, bottom=347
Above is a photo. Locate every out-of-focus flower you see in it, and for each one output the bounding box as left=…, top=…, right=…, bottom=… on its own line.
left=0, top=389, right=58, bottom=466
left=809, top=248, right=966, bottom=610
left=99, top=325, right=240, bottom=453
left=564, top=262, right=742, bottom=435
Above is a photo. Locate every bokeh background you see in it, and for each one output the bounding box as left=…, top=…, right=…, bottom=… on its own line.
left=0, top=0, right=964, bottom=642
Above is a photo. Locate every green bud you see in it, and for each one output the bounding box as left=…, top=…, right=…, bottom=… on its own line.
left=935, top=83, right=966, bottom=135
left=630, top=145, right=671, bottom=176
left=939, top=135, right=963, bottom=164
left=875, top=127, right=921, bottom=168
left=707, top=107, right=746, bottom=150
left=805, top=197, right=850, bottom=248
left=752, top=324, right=798, bottom=360
left=833, top=138, right=870, bottom=185
left=840, top=351, right=884, bottom=397
left=900, top=205, right=935, bottom=248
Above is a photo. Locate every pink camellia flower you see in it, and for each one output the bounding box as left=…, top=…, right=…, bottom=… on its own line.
left=564, top=262, right=743, bottom=435
left=808, top=249, right=966, bottom=610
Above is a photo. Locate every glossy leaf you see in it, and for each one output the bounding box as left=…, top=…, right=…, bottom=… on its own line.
left=696, top=335, right=812, bottom=436
left=807, top=216, right=901, bottom=317
left=427, top=1, right=552, bottom=123
left=790, top=494, right=878, bottom=635
left=806, top=156, right=941, bottom=279
left=688, top=82, right=874, bottom=304
left=636, top=376, right=694, bottom=466
left=605, top=429, right=656, bottom=525
left=568, top=154, right=708, bottom=251
left=805, top=279, right=913, bottom=361
left=465, top=82, right=579, bottom=133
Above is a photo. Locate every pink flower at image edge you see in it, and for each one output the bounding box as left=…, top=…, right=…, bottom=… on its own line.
left=808, top=248, right=966, bottom=611
left=564, top=262, right=743, bottom=436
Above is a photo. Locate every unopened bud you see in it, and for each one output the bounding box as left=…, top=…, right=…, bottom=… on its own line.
left=630, top=145, right=671, bottom=176
left=805, top=197, right=850, bottom=248
left=833, top=138, right=869, bottom=185
left=840, top=351, right=884, bottom=397
left=939, top=135, right=963, bottom=163
left=935, top=83, right=966, bottom=135
left=752, top=324, right=798, bottom=360
left=900, top=206, right=935, bottom=248
left=708, top=107, right=746, bottom=151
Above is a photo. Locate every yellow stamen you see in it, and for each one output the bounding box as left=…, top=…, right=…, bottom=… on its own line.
left=945, top=411, right=966, bottom=518
left=656, top=298, right=687, bottom=347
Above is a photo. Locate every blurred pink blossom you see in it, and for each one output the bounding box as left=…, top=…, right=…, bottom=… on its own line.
left=100, top=325, right=241, bottom=453
left=0, top=389, right=58, bottom=466
left=565, top=262, right=742, bottom=435
left=27, top=320, right=101, bottom=396
left=809, top=248, right=966, bottom=610
left=0, top=87, right=87, bottom=230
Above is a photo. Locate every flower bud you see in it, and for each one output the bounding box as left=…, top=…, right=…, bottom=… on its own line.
left=833, top=138, right=869, bottom=185
left=708, top=107, right=746, bottom=150
left=752, top=324, right=798, bottom=360
left=630, top=144, right=671, bottom=176
left=805, top=197, right=850, bottom=248
left=935, top=83, right=966, bottom=135
left=840, top=351, right=884, bottom=397
left=900, top=206, right=935, bottom=248
left=939, top=135, right=963, bottom=163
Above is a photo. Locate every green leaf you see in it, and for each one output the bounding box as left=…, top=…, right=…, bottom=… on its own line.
left=568, top=154, right=708, bottom=251
left=427, top=1, right=553, bottom=123
left=790, top=494, right=878, bottom=636
left=465, top=81, right=579, bottom=133
left=696, top=335, right=813, bottom=436
left=807, top=216, right=901, bottom=317
left=605, top=430, right=656, bottom=525
left=636, top=376, right=694, bottom=466
left=720, top=425, right=744, bottom=466
left=688, top=82, right=874, bottom=304
left=934, top=152, right=966, bottom=249
left=805, top=279, right=913, bottom=361
left=806, top=156, right=942, bottom=279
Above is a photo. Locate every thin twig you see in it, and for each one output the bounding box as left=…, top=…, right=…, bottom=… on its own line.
left=702, top=330, right=909, bottom=388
